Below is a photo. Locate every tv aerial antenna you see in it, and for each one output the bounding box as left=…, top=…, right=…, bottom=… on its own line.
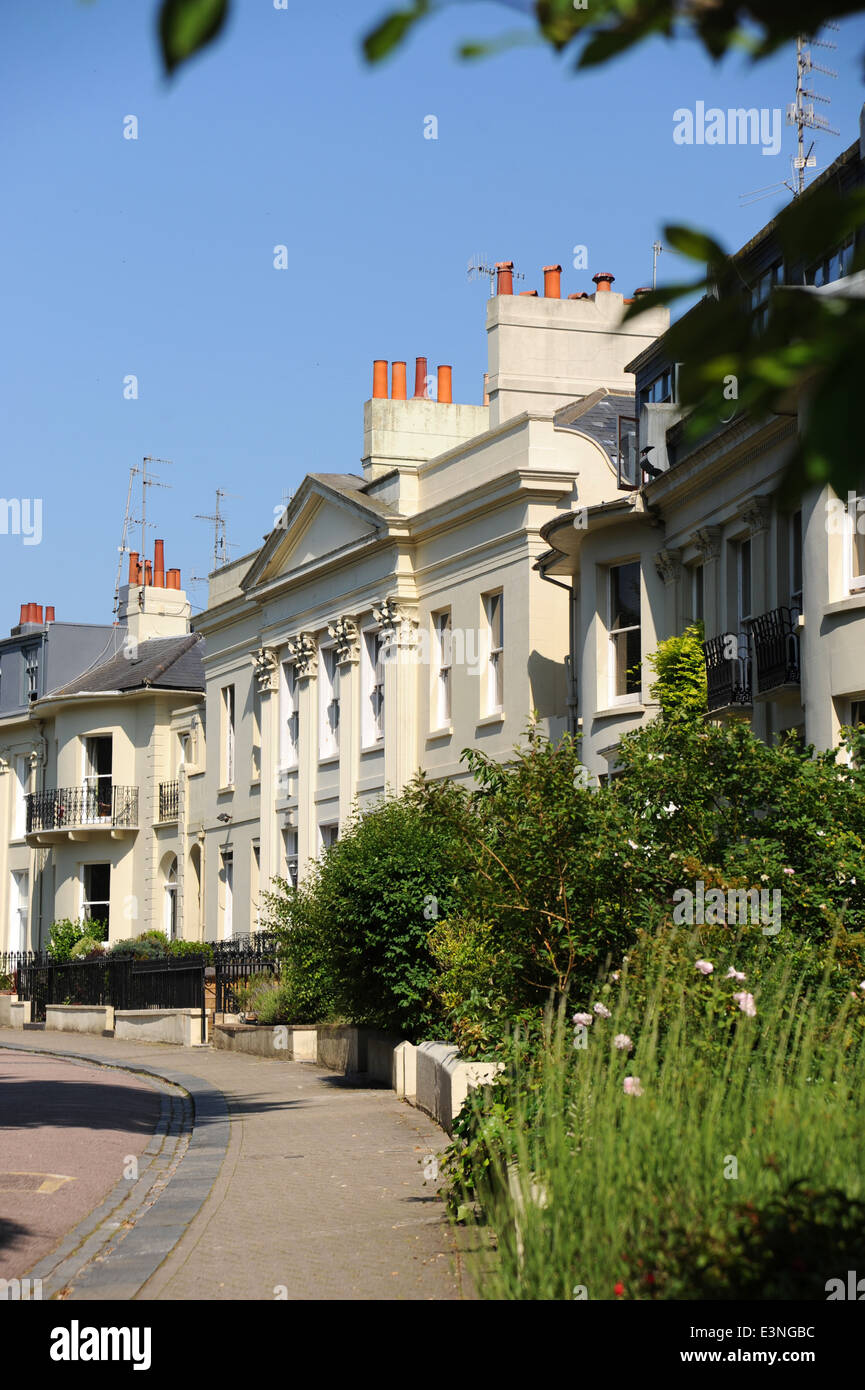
left=467, top=255, right=525, bottom=294
left=739, top=26, right=838, bottom=208
left=788, top=27, right=839, bottom=195
left=112, top=456, right=173, bottom=619
left=194, top=488, right=239, bottom=572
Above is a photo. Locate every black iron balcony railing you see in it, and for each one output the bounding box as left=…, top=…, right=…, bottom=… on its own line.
left=750, top=606, right=800, bottom=695
left=159, top=780, right=179, bottom=821
left=703, top=632, right=752, bottom=713
left=26, top=784, right=139, bottom=834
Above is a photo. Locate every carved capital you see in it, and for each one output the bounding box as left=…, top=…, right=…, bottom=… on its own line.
left=742, top=494, right=772, bottom=535
left=253, top=646, right=280, bottom=693
left=372, top=598, right=417, bottom=649
left=285, top=632, right=318, bottom=679
left=692, top=526, right=722, bottom=562
left=654, top=547, right=684, bottom=587
left=327, top=616, right=360, bottom=665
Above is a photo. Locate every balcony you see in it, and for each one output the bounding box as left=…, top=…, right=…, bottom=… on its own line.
left=703, top=633, right=752, bottom=714
left=750, top=606, right=801, bottom=702
left=26, top=785, right=139, bottom=844
left=159, top=780, right=179, bottom=822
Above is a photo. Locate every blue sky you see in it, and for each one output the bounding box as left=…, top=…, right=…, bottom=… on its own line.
left=2, top=0, right=864, bottom=624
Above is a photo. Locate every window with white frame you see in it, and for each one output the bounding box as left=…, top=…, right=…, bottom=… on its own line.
left=847, top=491, right=865, bottom=592
left=361, top=629, right=386, bottom=746
left=483, top=592, right=503, bottom=714
left=13, top=754, right=29, bottom=837
left=81, top=863, right=110, bottom=938
left=280, top=660, right=299, bottom=768
left=220, top=850, right=234, bottom=941
left=251, top=684, right=261, bottom=781
left=432, top=610, right=452, bottom=728
left=164, top=856, right=178, bottom=940
left=318, top=646, right=340, bottom=760
left=221, top=685, right=235, bottom=786
left=23, top=647, right=38, bottom=702
left=609, top=562, right=641, bottom=703
left=282, top=827, right=298, bottom=888
left=251, top=844, right=261, bottom=928
left=9, top=870, right=28, bottom=952
left=319, top=822, right=339, bottom=853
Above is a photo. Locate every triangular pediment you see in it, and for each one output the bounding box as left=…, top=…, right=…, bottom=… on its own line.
left=242, top=476, right=394, bottom=590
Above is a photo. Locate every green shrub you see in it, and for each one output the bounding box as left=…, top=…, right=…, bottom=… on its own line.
left=264, top=778, right=469, bottom=1037
left=69, top=936, right=103, bottom=959
left=47, top=919, right=88, bottom=961
left=168, top=938, right=213, bottom=963
left=0, top=973, right=14, bottom=992
left=108, top=936, right=167, bottom=959
left=646, top=623, right=707, bottom=720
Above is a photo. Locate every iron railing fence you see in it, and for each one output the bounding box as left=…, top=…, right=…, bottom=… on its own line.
left=213, top=936, right=280, bottom=1013
left=16, top=955, right=207, bottom=1040
left=703, top=631, right=752, bottom=713
left=751, top=606, right=801, bottom=694
left=159, top=780, right=179, bottom=821
left=26, top=785, right=139, bottom=834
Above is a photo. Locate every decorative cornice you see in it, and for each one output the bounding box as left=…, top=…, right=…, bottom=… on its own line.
left=654, top=547, right=684, bottom=586
left=253, top=646, right=280, bottom=693
left=742, top=493, right=772, bottom=535
left=692, top=526, right=722, bottom=562
left=285, top=632, right=318, bottom=679
left=327, top=616, right=360, bottom=665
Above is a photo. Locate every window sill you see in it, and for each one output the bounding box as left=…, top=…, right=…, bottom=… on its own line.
left=361, top=741, right=385, bottom=755
left=427, top=726, right=453, bottom=740
left=217, top=785, right=235, bottom=796
left=824, top=593, right=865, bottom=617
left=318, top=754, right=340, bottom=767
left=594, top=704, right=645, bottom=720
left=476, top=712, right=505, bottom=728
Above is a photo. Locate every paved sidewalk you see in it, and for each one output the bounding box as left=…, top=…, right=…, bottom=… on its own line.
left=0, top=1030, right=467, bottom=1301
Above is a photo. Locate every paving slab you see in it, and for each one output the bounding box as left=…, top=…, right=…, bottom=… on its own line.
left=0, top=1029, right=467, bottom=1301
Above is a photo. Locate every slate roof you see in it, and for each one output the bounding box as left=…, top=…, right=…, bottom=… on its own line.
left=554, top=389, right=637, bottom=465
left=46, top=633, right=204, bottom=698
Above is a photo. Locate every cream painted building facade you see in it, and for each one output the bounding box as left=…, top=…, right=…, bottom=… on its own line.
left=193, top=267, right=668, bottom=940
left=0, top=568, right=206, bottom=953
left=538, top=129, right=865, bottom=779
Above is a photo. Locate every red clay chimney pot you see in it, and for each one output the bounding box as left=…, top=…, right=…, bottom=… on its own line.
left=592, top=272, right=615, bottom=292
left=519, top=290, right=538, bottom=296
left=372, top=359, right=388, bottom=399
left=144, top=560, right=152, bottom=586
left=154, top=539, right=165, bottom=588
left=495, top=261, right=514, bottom=296
left=413, top=357, right=428, bottom=399
left=437, top=365, right=452, bottom=404
left=391, top=361, right=407, bottom=400
left=543, top=264, right=562, bottom=299
left=46, top=606, right=55, bottom=623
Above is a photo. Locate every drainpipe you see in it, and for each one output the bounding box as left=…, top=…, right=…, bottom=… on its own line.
left=536, top=560, right=578, bottom=738
left=33, top=717, right=48, bottom=951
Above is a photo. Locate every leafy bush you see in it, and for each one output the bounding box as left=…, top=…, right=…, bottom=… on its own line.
left=264, top=779, right=469, bottom=1037
left=646, top=623, right=707, bottom=720
left=69, top=936, right=104, bottom=959
left=47, top=919, right=88, bottom=961
left=108, top=936, right=167, bottom=959
left=168, top=938, right=213, bottom=963
left=0, top=973, right=14, bottom=992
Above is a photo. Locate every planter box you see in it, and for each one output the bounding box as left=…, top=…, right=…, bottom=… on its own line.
left=114, top=1008, right=206, bottom=1047
left=416, top=1040, right=503, bottom=1135
left=212, top=1022, right=317, bottom=1061
left=0, top=994, right=19, bottom=1028
left=8, top=1000, right=31, bottom=1030
left=45, top=1004, right=115, bottom=1035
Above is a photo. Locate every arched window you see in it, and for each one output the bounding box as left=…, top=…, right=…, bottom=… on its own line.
left=164, top=855, right=178, bottom=940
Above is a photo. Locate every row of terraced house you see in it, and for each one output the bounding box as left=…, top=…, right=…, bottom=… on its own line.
left=2, top=115, right=865, bottom=952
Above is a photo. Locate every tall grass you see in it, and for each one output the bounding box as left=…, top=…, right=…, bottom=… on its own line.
left=453, top=945, right=865, bottom=1300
